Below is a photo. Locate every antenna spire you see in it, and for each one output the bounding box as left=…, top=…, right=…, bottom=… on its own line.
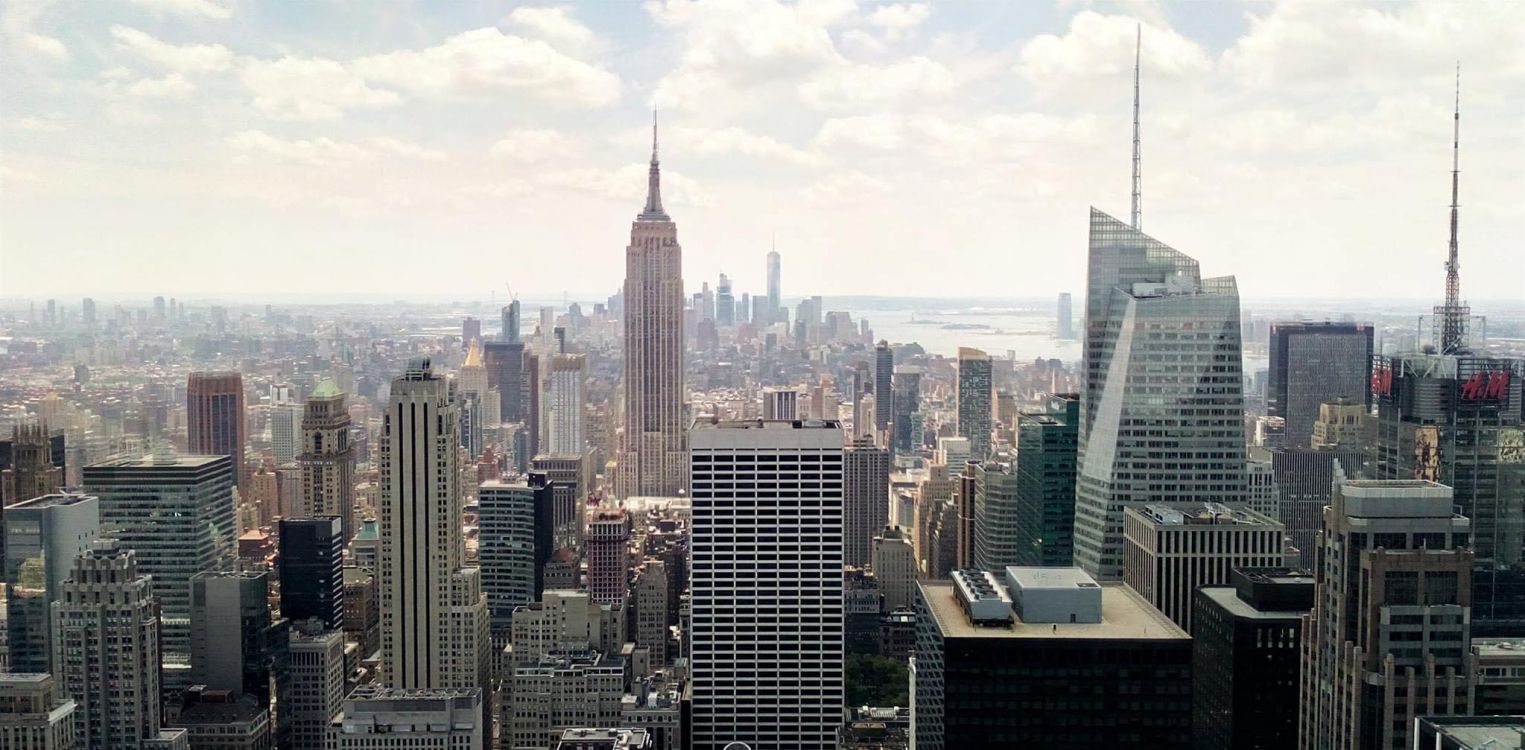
left=640, top=108, right=668, bottom=221
left=1131, top=22, right=1142, bottom=231
left=1436, top=62, right=1468, bottom=354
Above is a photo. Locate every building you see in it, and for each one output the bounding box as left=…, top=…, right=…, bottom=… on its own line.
left=168, top=688, right=272, bottom=750
left=477, top=476, right=555, bottom=634
left=634, top=560, right=670, bottom=666
left=286, top=627, right=346, bottom=750
left=297, top=379, right=355, bottom=543
left=760, top=388, right=798, bottom=421
left=716, top=272, right=734, bottom=327
left=1192, top=568, right=1314, bottom=750
left=689, top=419, right=844, bottom=750
left=189, top=571, right=289, bottom=742
left=531, top=453, right=593, bottom=551
left=871, top=527, right=915, bottom=611
left=1299, top=473, right=1476, bottom=750
left=84, top=453, right=236, bottom=659
left=587, top=507, right=632, bottom=606
left=874, top=341, right=894, bottom=434
left=342, top=567, right=380, bottom=657
left=271, top=401, right=300, bottom=467
left=1, top=423, right=63, bottom=508
left=911, top=567, right=1192, bottom=749
left=0, top=673, right=76, bottom=750
left=507, top=652, right=628, bottom=750
left=766, top=249, right=781, bottom=325
left=1056, top=292, right=1073, bottom=339
left=1311, top=397, right=1372, bottom=450
left=1371, top=352, right=1524, bottom=631
left=891, top=367, right=921, bottom=454
left=52, top=540, right=185, bottom=750
left=1121, top=502, right=1285, bottom=634
left=508, top=590, right=624, bottom=663
left=1075, top=209, right=1248, bottom=580
left=620, top=678, right=682, bottom=750
left=1267, top=322, right=1374, bottom=447
left=970, top=460, right=1019, bottom=572
left=4, top=493, right=98, bottom=674
left=954, top=462, right=975, bottom=570
left=187, top=372, right=247, bottom=490
left=1013, top=394, right=1079, bottom=567
left=329, top=687, right=482, bottom=750
left=484, top=339, right=525, bottom=423
left=844, top=435, right=890, bottom=569
left=1413, top=716, right=1525, bottom=750
left=547, top=354, right=588, bottom=455
left=839, top=706, right=908, bottom=750
left=278, top=516, right=344, bottom=630
left=377, top=358, right=490, bottom=693
left=616, top=122, right=687, bottom=499
left=556, top=728, right=653, bottom=750
left=955, top=348, right=992, bottom=461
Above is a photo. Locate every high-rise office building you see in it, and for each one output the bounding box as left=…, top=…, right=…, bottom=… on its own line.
left=766, top=249, right=781, bottom=325
left=1267, top=321, right=1374, bottom=447
left=871, top=526, right=916, bottom=611
left=1074, top=209, right=1247, bottom=580
left=530, top=453, right=592, bottom=551
left=0, top=673, right=77, bottom=750
left=508, top=652, right=626, bottom=749
left=4, top=493, right=98, bottom=675
left=955, top=348, right=992, bottom=461
left=1, top=424, right=63, bottom=509
left=503, top=300, right=522, bottom=345
left=844, top=434, right=890, bottom=569
left=586, top=507, right=631, bottom=607
left=546, top=354, right=587, bottom=455
left=286, top=626, right=345, bottom=750
left=187, top=372, right=247, bottom=490
left=891, top=366, right=921, bottom=454
left=1013, top=394, right=1079, bottom=567
left=715, top=272, right=734, bottom=327
left=524, top=352, right=543, bottom=459
left=377, top=358, right=490, bottom=693
left=1298, top=472, right=1475, bottom=750
left=52, top=540, right=187, bottom=750
left=271, top=401, right=301, bottom=467
left=484, top=339, right=525, bottom=423
left=971, top=460, right=1019, bottom=573
left=278, top=516, right=345, bottom=630
left=189, top=570, right=290, bottom=745
left=477, top=476, right=555, bottom=635
left=689, top=419, right=844, bottom=750
left=1193, top=568, right=1314, bottom=750
left=874, top=341, right=893, bottom=434
left=458, top=342, right=488, bottom=459
left=1371, top=352, right=1524, bottom=631
left=1056, top=292, right=1073, bottom=339
left=617, top=120, right=687, bottom=499
left=462, top=316, right=481, bottom=344
left=634, top=559, right=669, bottom=666
left=912, top=568, right=1192, bottom=749
left=1121, top=502, right=1284, bottom=634
left=954, top=462, right=976, bottom=570
left=761, top=388, right=798, bottom=421
left=85, top=453, right=236, bottom=659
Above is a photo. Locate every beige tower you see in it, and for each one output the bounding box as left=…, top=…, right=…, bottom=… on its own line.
left=299, top=379, right=355, bottom=541
left=616, top=116, right=687, bottom=498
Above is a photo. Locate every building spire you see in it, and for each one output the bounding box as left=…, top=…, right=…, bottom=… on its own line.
left=1131, top=22, right=1142, bottom=231
left=640, top=108, right=668, bottom=221
left=1437, top=62, right=1467, bottom=354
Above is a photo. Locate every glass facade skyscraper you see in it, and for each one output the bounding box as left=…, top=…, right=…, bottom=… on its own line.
left=1267, top=321, right=1373, bottom=448
left=1074, top=208, right=1248, bottom=580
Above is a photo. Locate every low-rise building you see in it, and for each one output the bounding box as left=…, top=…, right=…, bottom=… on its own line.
left=329, top=687, right=482, bottom=749
left=0, top=673, right=76, bottom=750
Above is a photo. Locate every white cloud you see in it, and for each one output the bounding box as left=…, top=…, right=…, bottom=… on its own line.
left=4, top=0, right=70, bottom=63
left=505, top=6, right=596, bottom=52
left=1, top=164, right=41, bottom=183
left=490, top=129, right=581, bottom=162
left=106, top=102, right=161, bottom=126
left=18, top=32, right=69, bottom=62
left=799, top=56, right=955, bottom=110
left=227, top=130, right=375, bottom=166
left=353, top=28, right=619, bottom=107
left=814, top=114, right=905, bottom=150
left=867, top=3, right=930, bottom=41
left=12, top=113, right=66, bottom=131
left=1017, top=11, right=1210, bottom=88
left=128, top=0, right=233, bottom=20
left=127, top=72, right=195, bottom=99
left=814, top=112, right=1095, bottom=162
left=540, top=163, right=712, bottom=207
left=801, top=170, right=891, bottom=201
left=110, top=25, right=232, bottom=73
left=369, top=137, right=445, bottom=161
left=240, top=56, right=401, bottom=121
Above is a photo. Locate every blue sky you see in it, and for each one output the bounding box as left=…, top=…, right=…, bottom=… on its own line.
left=3, top=0, right=1522, bottom=303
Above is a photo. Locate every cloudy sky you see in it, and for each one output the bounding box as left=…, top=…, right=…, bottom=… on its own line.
left=2, top=0, right=1522, bottom=303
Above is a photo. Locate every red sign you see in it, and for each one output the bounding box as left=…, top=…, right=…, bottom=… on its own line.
left=1461, top=371, right=1511, bottom=401
left=1371, top=367, right=1393, bottom=398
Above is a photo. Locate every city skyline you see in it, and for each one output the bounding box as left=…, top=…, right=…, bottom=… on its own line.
left=4, top=2, right=1524, bottom=301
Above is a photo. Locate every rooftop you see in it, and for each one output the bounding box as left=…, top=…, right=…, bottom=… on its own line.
left=1198, top=586, right=1309, bottom=621
left=920, top=580, right=1187, bottom=641
left=1004, top=566, right=1101, bottom=591
left=1418, top=716, right=1525, bottom=749
left=1129, top=502, right=1280, bottom=527
left=7, top=492, right=95, bottom=510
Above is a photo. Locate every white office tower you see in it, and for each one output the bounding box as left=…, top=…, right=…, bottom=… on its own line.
left=0, top=673, right=76, bottom=750
left=286, top=627, right=346, bottom=750
left=52, top=539, right=188, bottom=750
left=934, top=436, right=971, bottom=472
left=1074, top=209, right=1247, bottom=580
left=271, top=402, right=300, bottom=466
left=689, top=419, right=845, bottom=750
left=761, top=388, right=799, bottom=421
left=546, top=353, right=587, bottom=455
left=844, top=435, right=890, bottom=568
left=329, top=686, right=482, bottom=750
left=377, top=358, right=490, bottom=694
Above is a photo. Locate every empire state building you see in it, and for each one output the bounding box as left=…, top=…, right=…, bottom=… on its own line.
left=617, top=116, right=687, bottom=497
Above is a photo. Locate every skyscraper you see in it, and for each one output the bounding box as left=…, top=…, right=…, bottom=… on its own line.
left=1298, top=472, right=1475, bottom=750
left=85, top=453, right=236, bottom=659
left=1013, top=394, right=1079, bottom=567
left=188, top=570, right=291, bottom=744
left=617, top=117, right=687, bottom=498
left=1056, top=292, right=1074, bottom=340
left=52, top=540, right=185, bottom=750
left=1267, top=321, right=1374, bottom=447
left=477, top=475, right=555, bottom=634
left=298, top=379, right=355, bottom=543
left=955, top=347, right=992, bottom=461
left=458, top=341, right=489, bottom=458
left=377, top=358, right=489, bottom=693
left=766, top=248, right=781, bottom=325
left=761, top=388, right=798, bottom=421
left=689, top=419, right=844, bottom=750
left=277, top=516, right=345, bottom=630
left=0, top=673, right=77, bottom=750
left=844, top=434, right=890, bottom=569
left=546, top=353, right=587, bottom=455
left=715, top=272, right=734, bottom=327
left=1074, top=209, right=1247, bottom=580
left=285, top=626, right=345, bottom=750
left=502, top=300, right=522, bottom=345
left=187, top=371, right=247, bottom=490
left=874, top=341, right=893, bottom=435
left=484, top=338, right=525, bottom=423
left=891, top=366, right=921, bottom=454
left=1, top=423, right=63, bottom=508
left=3, top=492, right=99, bottom=675
left=586, top=507, right=631, bottom=607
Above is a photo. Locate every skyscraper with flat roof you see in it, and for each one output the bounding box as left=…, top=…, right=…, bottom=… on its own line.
left=3, top=492, right=98, bottom=674
left=955, top=348, right=992, bottom=461
left=1267, top=321, right=1374, bottom=447
left=477, top=475, right=555, bottom=635
left=187, top=371, right=247, bottom=490
left=844, top=434, right=889, bottom=569
left=546, top=354, right=587, bottom=455
left=891, top=366, right=921, bottom=454
left=298, top=379, right=355, bottom=542
left=1013, top=394, right=1079, bottom=567
left=766, top=249, right=781, bottom=325
left=278, top=516, right=345, bottom=630
left=1074, top=209, right=1247, bottom=580
left=874, top=341, right=893, bottom=435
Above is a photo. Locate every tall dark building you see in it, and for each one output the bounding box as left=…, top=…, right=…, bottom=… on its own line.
left=1267, top=321, right=1373, bottom=447
left=891, top=366, right=921, bottom=454
left=1013, top=394, right=1079, bottom=567
left=477, top=474, right=555, bottom=635
left=190, top=570, right=292, bottom=747
left=524, top=352, right=542, bottom=461
left=187, top=371, right=247, bottom=490
left=278, top=516, right=345, bottom=630
left=874, top=341, right=893, bottom=434
left=484, top=340, right=525, bottom=422
left=462, top=316, right=481, bottom=344
left=502, top=300, right=521, bottom=345
left=1192, top=568, right=1314, bottom=750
